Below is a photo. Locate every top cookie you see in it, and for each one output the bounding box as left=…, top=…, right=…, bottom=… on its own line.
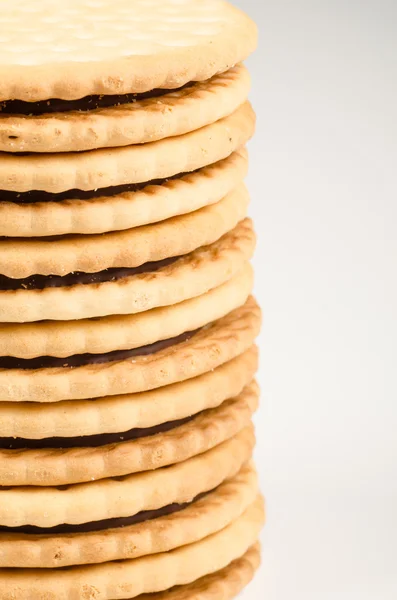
left=0, top=0, right=257, bottom=102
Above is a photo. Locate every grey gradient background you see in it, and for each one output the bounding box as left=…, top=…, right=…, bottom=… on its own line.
left=232, top=1, right=397, bottom=598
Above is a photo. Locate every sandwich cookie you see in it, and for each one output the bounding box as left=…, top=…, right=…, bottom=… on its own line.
left=0, top=347, right=258, bottom=441
left=0, top=382, right=259, bottom=486
left=0, top=463, right=259, bottom=568
left=0, top=66, right=251, bottom=153
left=0, top=218, right=255, bottom=323
left=0, top=297, right=261, bottom=402
left=0, top=427, right=255, bottom=528
left=0, top=186, right=249, bottom=279
left=0, top=151, right=248, bottom=238
left=0, top=103, right=254, bottom=193
left=0, top=266, right=253, bottom=360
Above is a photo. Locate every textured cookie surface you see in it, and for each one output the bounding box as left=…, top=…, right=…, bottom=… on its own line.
left=0, top=67, right=251, bottom=153
left=0, top=464, right=259, bottom=568
left=0, top=497, right=264, bottom=600
left=0, top=0, right=257, bottom=102
left=0, top=102, right=255, bottom=192
left=0, top=427, right=254, bottom=526
left=0, top=267, right=252, bottom=359
left=0, top=186, right=249, bottom=278
left=0, top=382, right=259, bottom=486
left=0, top=151, right=248, bottom=238
left=135, top=544, right=261, bottom=600
left=0, top=297, right=261, bottom=403
left=0, top=218, right=255, bottom=323
left=0, top=347, right=258, bottom=439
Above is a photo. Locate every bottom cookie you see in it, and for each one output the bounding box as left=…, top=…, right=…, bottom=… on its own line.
left=135, top=543, right=261, bottom=600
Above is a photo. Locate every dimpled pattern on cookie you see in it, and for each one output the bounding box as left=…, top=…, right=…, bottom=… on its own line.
left=1, top=0, right=235, bottom=63
left=0, top=0, right=257, bottom=101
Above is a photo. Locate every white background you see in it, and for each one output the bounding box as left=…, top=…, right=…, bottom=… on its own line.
left=233, top=1, right=397, bottom=598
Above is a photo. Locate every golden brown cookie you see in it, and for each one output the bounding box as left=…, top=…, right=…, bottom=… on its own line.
left=0, top=186, right=249, bottom=279
left=0, top=151, right=248, bottom=238
left=0, top=1, right=257, bottom=101
left=0, top=67, right=251, bottom=153
left=0, top=463, right=259, bottom=568
left=0, top=219, right=255, bottom=323
left=0, top=427, right=255, bottom=527
left=0, top=497, right=264, bottom=600
left=0, top=296, right=261, bottom=403
left=0, top=103, right=254, bottom=192
left=0, top=382, right=259, bottom=487
left=0, top=266, right=252, bottom=359
left=0, top=347, right=258, bottom=440
left=135, top=543, right=261, bottom=600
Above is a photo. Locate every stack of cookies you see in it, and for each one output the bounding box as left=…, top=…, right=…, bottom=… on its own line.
left=0, top=1, right=263, bottom=598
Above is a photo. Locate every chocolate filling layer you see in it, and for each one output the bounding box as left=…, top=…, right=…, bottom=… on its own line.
left=0, top=84, right=192, bottom=116
left=0, top=256, right=179, bottom=291
left=0, top=414, right=194, bottom=450
left=0, top=172, right=188, bottom=203
left=0, top=330, right=197, bottom=370
left=0, top=490, right=208, bottom=535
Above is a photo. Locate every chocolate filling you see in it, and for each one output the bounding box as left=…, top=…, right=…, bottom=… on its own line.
left=0, top=490, right=208, bottom=535
left=0, top=172, right=190, bottom=204
left=0, top=256, right=179, bottom=291
left=0, top=83, right=193, bottom=116
left=0, top=329, right=197, bottom=370
left=0, top=414, right=194, bottom=450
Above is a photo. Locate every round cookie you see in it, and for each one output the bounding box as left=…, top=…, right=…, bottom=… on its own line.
left=0, top=427, right=255, bottom=527
left=0, top=464, right=259, bottom=568
left=0, top=218, right=255, bottom=323
left=0, top=347, right=258, bottom=440
left=0, top=0, right=257, bottom=101
left=0, top=382, right=258, bottom=486
left=0, top=67, right=251, bottom=153
left=0, top=186, right=249, bottom=279
left=0, top=151, right=248, bottom=238
left=0, top=297, right=261, bottom=403
left=0, top=103, right=255, bottom=192
left=0, top=266, right=253, bottom=360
